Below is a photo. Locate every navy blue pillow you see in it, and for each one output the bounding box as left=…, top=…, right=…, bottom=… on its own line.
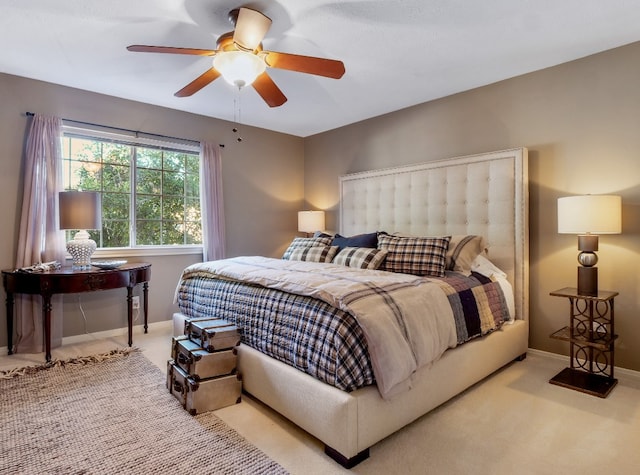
left=332, top=232, right=378, bottom=251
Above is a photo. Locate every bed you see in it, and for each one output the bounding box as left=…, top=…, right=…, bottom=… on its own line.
left=174, top=147, right=529, bottom=467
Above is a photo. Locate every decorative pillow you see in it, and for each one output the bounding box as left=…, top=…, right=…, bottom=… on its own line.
left=331, top=232, right=378, bottom=251
left=314, top=231, right=334, bottom=239
left=332, top=247, right=388, bottom=270
left=470, top=254, right=507, bottom=279
left=377, top=234, right=451, bottom=277
left=446, top=235, right=486, bottom=274
left=288, top=245, right=339, bottom=263
left=282, top=236, right=332, bottom=260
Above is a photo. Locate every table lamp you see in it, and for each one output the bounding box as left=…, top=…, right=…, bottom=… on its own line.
left=557, top=195, right=621, bottom=295
left=59, top=191, right=102, bottom=270
left=298, top=210, right=325, bottom=237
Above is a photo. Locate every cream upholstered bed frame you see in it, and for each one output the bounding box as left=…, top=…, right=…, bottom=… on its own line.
left=339, top=147, right=528, bottom=322
left=204, top=148, right=528, bottom=467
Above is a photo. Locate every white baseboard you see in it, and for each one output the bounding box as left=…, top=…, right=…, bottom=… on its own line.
left=0, top=320, right=172, bottom=357
left=60, top=319, right=172, bottom=345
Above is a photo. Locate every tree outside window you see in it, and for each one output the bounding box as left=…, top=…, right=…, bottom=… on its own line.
left=60, top=133, right=201, bottom=248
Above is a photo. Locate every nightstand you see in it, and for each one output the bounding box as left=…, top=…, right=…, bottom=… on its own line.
left=549, top=287, right=618, bottom=398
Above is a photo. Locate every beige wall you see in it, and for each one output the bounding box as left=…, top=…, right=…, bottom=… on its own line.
left=0, top=74, right=304, bottom=348
left=304, top=41, right=640, bottom=372
left=3, top=41, right=640, bottom=372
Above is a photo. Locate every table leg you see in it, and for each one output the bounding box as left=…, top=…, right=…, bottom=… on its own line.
left=126, top=286, right=133, bottom=347
left=6, top=292, right=13, bottom=355
left=43, top=294, right=52, bottom=362
left=143, top=282, right=149, bottom=333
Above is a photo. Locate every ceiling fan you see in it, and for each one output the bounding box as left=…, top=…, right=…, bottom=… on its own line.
left=127, top=7, right=345, bottom=108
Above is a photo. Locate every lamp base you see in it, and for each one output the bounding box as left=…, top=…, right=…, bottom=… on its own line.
left=66, top=235, right=97, bottom=270
left=577, top=266, right=598, bottom=296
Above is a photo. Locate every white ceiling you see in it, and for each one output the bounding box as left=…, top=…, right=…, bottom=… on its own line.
left=2, top=0, right=639, bottom=137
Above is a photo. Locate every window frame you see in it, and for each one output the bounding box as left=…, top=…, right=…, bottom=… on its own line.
left=61, top=124, right=203, bottom=257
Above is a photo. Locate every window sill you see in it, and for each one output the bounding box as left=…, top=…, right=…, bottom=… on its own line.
left=90, top=246, right=203, bottom=259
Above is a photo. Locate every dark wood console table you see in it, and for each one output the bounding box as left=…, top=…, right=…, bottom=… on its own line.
left=2, top=262, right=151, bottom=362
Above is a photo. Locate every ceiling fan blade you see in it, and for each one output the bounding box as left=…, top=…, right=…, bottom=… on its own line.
left=252, top=72, right=287, bottom=107
left=127, top=45, right=217, bottom=56
left=233, top=7, right=272, bottom=51
left=263, top=51, right=345, bottom=79
left=174, top=69, right=221, bottom=97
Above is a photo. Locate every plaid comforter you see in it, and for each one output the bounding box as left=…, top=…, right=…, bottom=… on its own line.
left=177, top=276, right=375, bottom=392
left=176, top=257, right=511, bottom=398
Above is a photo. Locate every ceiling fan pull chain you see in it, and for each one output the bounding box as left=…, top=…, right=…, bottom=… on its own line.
left=233, top=89, right=243, bottom=143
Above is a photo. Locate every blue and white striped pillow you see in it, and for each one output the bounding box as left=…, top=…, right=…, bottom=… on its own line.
left=282, top=236, right=332, bottom=260
left=332, top=247, right=388, bottom=270
left=288, top=245, right=338, bottom=263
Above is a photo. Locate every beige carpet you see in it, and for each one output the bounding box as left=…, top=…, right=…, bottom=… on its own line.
left=3, top=323, right=640, bottom=474
left=0, top=349, right=288, bottom=475
left=348, top=353, right=640, bottom=475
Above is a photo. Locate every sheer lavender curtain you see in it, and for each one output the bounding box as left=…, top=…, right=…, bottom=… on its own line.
left=199, top=142, right=225, bottom=261
left=14, top=114, right=66, bottom=353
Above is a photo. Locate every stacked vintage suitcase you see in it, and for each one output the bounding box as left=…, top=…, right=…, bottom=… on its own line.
left=167, top=316, right=242, bottom=415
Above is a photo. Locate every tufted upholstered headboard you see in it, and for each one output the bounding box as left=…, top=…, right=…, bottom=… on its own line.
left=339, top=147, right=529, bottom=321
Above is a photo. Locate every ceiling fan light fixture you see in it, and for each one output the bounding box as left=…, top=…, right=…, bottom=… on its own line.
left=213, top=51, right=266, bottom=88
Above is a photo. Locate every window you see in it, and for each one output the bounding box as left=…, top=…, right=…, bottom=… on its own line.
left=60, top=126, right=202, bottom=250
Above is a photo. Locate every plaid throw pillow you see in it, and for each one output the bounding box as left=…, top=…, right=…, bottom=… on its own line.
left=378, top=234, right=451, bottom=277
left=288, top=245, right=338, bottom=263
left=333, top=247, right=388, bottom=270
left=282, top=236, right=332, bottom=260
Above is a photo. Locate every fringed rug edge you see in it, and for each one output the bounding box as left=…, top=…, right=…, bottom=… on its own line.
left=0, top=347, right=140, bottom=380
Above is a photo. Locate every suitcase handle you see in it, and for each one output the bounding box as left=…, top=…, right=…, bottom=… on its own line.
left=177, top=353, right=192, bottom=365
left=173, top=381, right=184, bottom=393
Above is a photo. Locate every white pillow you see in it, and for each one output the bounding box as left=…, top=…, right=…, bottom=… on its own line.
left=470, top=254, right=507, bottom=279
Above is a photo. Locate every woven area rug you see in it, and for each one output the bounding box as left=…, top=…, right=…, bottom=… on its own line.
left=0, top=349, right=288, bottom=475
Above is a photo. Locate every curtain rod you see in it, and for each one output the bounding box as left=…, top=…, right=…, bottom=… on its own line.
left=25, top=112, right=224, bottom=148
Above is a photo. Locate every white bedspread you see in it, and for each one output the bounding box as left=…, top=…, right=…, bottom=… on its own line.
left=180, top=256, right=457, bottom=398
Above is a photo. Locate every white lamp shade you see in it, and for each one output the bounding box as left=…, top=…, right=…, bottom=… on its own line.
left=557, top=195, right=621, bottom=234
left=213, top=51, right=266, bottom=88
left=298, top=210, right=325, bottom=233
left=59, top=191, right=102, bottom=230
